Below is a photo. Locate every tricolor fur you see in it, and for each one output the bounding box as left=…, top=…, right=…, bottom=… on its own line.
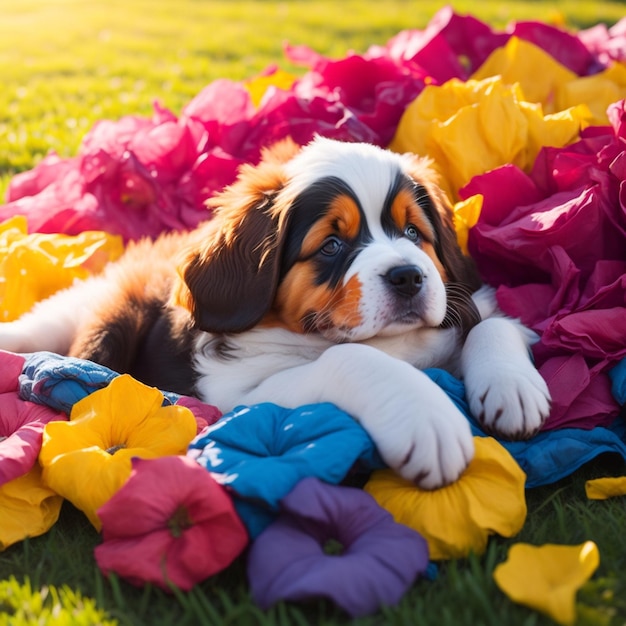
left=0, top=137, right=551, bottom=488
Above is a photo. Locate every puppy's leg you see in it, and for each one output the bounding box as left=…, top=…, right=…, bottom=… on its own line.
left=0, top=276, right=107, bottom=355
left=240, top=343, right=475, bottom=490
left=461, top=315, right=551, bottom=438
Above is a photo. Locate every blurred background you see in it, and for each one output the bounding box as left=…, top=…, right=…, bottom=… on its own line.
left=1, top=0, right=623, bottom=190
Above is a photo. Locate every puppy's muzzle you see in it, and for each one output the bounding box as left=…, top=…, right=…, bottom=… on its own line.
left=385, top=265, right=424, bottom=297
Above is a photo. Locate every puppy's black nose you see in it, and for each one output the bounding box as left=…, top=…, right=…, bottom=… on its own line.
left=385, top=265, right=423, bottom=297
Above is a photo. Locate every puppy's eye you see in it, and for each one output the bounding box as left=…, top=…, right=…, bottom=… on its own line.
left=320, top=236, right=343, bottom=256
left=404, top=224, right=421, bottom=243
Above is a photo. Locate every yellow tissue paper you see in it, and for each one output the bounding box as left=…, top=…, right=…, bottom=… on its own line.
left=0, top=216, right=123, bottom=322
left=39, top=374, right=197, bottom=531
left=585, top=476, right=626, bottom=500
left=364, top=437, right=527, bottom=560
left=390, top=76, right=590, bottom=199
left=0, top=465, right=63, bottom=551
left=494, top=541, right=600, bottom=625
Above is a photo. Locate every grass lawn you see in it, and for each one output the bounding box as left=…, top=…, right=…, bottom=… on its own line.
left=1, top=1, right=626, bottom=624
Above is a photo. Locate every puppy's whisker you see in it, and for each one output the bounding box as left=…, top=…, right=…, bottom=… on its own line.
left=440, top=282, right=481, bottom=336
left=303, top=282, right=364, bottom=334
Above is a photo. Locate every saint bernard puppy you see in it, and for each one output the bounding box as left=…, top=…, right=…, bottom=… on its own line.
left=0, top=137, right=550, bottom=489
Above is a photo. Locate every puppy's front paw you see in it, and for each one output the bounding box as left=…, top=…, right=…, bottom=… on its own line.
left=465, top=361, right=550, bottom=439
left=373, top=394, right=475, bottom=491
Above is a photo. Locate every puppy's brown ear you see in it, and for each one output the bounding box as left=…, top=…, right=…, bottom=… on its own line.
left=173, top=141, right=298, bottom=333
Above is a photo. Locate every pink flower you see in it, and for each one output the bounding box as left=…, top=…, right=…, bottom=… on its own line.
left=95, top=455, right=248, bottom=591
left=5, top=153, right=77, bottom=202
left=465, top=101, right=626, bottom=431
left=381, top=6, right=508, bottom=80
left=0, top=351, right=66, bottom=486
left=509, top=21, right=595, bottom=74
left=283, top=48, right=425, bottom=147
left=578, top=18, right=626, bottom=67
left=1, top=105, right=218, bottom=242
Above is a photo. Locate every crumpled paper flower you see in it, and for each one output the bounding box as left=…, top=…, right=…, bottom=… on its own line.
left=0, top=464, right=63, bottom=550
left=471, top=36, right=577, bottom=112
left=390, top=75, right=589, bottom=199
left=188, top=403, right=382, bottom=538
left=2, top=9, right=620, bottom=243
left=510, top=20, right=596, bottom=75
left=244, top=66, right=297, bottom=107
left=364, top=437, right=527, bottom=560
left=578, top=18, right=626, bottom=67
left=469, top=35, right=626, bottom=122
left=0, top=216, right=123, bottom=321
left=247, top=477, right=429, bottom=617
left=0, top=350, right=66, bottom=486
left=378, top=6, right=508, bottom=82
left=493, top=541, right=600, bottom=625
left=1, top=106, right=219, bottom=242
left=39, top=374, right=197, bottom=530
left=472, top=35, right=626, bottom=125
left=453, top=194, right=483, bottom=254
left=95, top=455, right=247, bottom=591
left=585, top=476, right=626, bottom=499
left=282, top=44, right=425, bottom=148
left=466, top=101, right=626, bottom=431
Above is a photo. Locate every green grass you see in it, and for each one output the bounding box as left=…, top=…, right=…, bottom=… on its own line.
left=0, top=0, right=624, bottom=192
left=2, top=467, right=626, bottom=625
left=1, top=1, right=626, bottom=624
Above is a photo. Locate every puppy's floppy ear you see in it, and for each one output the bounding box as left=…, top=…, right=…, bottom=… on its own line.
left=173, top=140, right=298, bottom=333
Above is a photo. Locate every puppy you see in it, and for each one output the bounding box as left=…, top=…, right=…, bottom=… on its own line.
left=0, top=137, right=550, bottom=489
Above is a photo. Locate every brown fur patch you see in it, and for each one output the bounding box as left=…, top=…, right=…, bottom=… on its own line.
left=273, top=263, right=363, bottom=334
left=300, top=194, right=361, bottom=256
left=389, top=187, right=435, bottom=243
left=328, top=274, right=363, bottom=329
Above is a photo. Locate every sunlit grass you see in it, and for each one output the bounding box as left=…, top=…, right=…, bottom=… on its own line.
left=0, top=0, right=623, bottom=188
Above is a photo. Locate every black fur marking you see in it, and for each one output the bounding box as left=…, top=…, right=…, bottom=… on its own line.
left=199, top=335, right=238, bottom=361
left=281, top=176, right=371, bottom=288
left=130, top=309, right=197, bottom=397
left=440, top=283, right=482, bottom=338
left=380, top=173, right=414, bottom=239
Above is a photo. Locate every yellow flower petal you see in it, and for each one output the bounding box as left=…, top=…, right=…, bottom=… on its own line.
left=556, top=62, right=626, bottom=125
left=0, top=217, right=123, bottom=322
left=389, top=75, right=587, bottom=201
left=493, top=541, right=600, bottom=625
left=520, top=101, right=592, bottom=168
left=42, top=446, right=158, bottom=530
left=364, top=437, right=526, bottom=560
left=453, top=195, right=483, bottom=254
left=0, top=465, right=63, bottom=550
left=39, top=375, right=196, bottom=530
left=585, top=476, right=626, bottom=500
left=245, top=69, right=296, bottom=107
left=472, top=37, right=577, bottom=111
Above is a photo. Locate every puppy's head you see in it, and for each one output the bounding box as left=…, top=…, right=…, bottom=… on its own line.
left=175, top=136, right=482, bottom=340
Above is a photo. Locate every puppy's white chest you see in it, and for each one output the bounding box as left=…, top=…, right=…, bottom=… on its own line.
left=192, top=328, right=331, bottom=411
